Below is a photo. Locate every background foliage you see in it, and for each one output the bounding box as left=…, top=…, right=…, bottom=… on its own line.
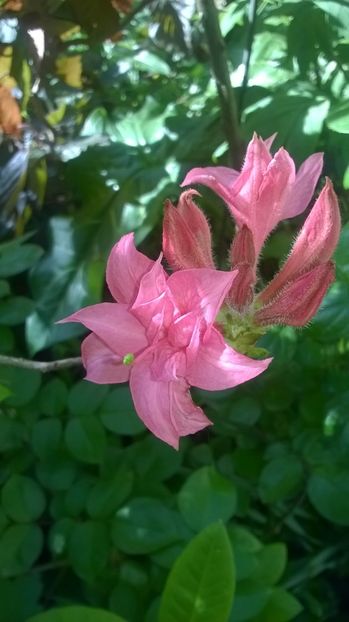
left=0, top=0, right=348, bottom=620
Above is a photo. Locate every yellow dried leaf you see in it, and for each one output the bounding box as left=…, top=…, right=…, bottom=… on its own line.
left=55, top=55, right=82, bottom=89
left=0, top=84, right=21, bottom=136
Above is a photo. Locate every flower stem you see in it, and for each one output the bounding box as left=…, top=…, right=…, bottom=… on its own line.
left=0, top=354, right=82, bottom=373
left=201, top=0, right=242, bottom=168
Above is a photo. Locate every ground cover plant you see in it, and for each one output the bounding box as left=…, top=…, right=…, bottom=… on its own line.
left=0, top=0, right=349, bottom=620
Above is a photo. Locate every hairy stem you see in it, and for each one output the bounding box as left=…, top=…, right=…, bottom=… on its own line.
left=201, top=0, right=242, bottom=168
left=0, top=355, right=82, bottom=373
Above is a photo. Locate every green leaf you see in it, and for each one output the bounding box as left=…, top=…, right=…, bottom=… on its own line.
left=0, top=366, right=41, bottom=406
left=100, top=385, right=145, bottom=436
left=68, top=521, right=110, bottom=581
left=253, top=588, right=303, bottom=621
left=65, top=415, right=106, bottom=464
left=178, top=466, right=237, bottom=531
left=326, top=101, right=349, bottom=134
left=112, top=497, right=181, bottom=555
left=2, top=475, right=46, bottom=522
left=0, top=524, right=43, bottom=577
left=251, top=544, right=287, bottom=586
left=25, top=217, right=98, bottom=355
left=0, top=243, right=43, bottom=277
left=0, top=297, right=34, bottom=325
left=68, top=380, right=108, bottom=417
left=308, top=468, right=349, bottom=525
left=133, top=50, right=171, bottom=76
left=0, top=280, right=10, bottom=298
left=259, top=456, right=303, bottom=504
left=31, top=419, right=63, bottom=461
left=159, top=522, right=235, bottom=622
left=0, top=575, right=42, bottom=622
left=39, top=378, right=68, bottom=417
left=36, top=455, right=77, bottom=492
left=126, top=435, right=182, bottom=482
left=230, top=584, right=271, bottom=621
left=86, top=467, right=133, bottom=519
left=27, top=606, right=126, bottom=622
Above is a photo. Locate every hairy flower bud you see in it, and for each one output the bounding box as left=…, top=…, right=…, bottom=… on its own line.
left=255, top=262, right=335, bottom=327
left=162, top=190, right=214, bottom=271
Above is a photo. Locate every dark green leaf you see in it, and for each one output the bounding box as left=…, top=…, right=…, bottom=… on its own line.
left=28, top=606, right=126, bottom=622
left=68, top=521, right=110, bottom=581
left=65, top=416, right=106, bottom=464
left=2, top=475, right=46, bottom=522
left=0, top=524, right=43, bottom=577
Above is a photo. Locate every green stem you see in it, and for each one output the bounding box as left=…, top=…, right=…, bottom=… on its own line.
left=239, top=0, right=258, bottom=119
left=201, top=0, right=242, bottom=168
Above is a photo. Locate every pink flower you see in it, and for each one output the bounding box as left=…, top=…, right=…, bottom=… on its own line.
left=60, top=233, right=271, bottom=448
left=182, top=133, right=323, bottom=257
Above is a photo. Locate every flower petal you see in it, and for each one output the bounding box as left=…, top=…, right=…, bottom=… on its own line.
left=81, top=334, right=130, bottom=384
left=282, top=152, right=323, bottom=219
left=131, top=257, right=172, bottom=340
left=187, top=327, right=272, bottom=390
left=106, top=232, right=154, bottom=304
left=130, top=353, right=211, bottom=449
left=167, top=268, right=236, bottom=326
left=181, top=166, right=239, bottom=193
left=59, top=302, right=148, bottom=356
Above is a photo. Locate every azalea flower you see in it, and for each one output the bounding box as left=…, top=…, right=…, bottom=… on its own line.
left=60, top=234, right=271, bottom=448
left=174, top=134, right=340, bottom=328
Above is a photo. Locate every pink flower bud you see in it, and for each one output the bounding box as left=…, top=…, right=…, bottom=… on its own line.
left=255, top=262, right=335, bottom=327
left=259, top=179, right=340, bottom=305
left=230, top=225, right=256, bottom=267
left=162, top=190, right=215, bottom=271
left=228, top=263, right=255, bottom=311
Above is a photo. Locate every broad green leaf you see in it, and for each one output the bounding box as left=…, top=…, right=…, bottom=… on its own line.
left=39, top=378, right=68, bottom=417
left=68, top=380, right=108, bottom=416
left=65, top=416, right=106, bottom=464
left=28, top=606, right=126, bottom=622
left=133, top=51, right=171, bottom=76
left=308, top=468, right=349, bottom=525
left=100, top=385, right=145, bottom=436
left=31, top=419, right=63, bottom=460
left=68, top=521, right=110, bottom=581
left=259, top=456, right=303, bottom=504
left=159, top=522, right=235, bottom=622
left=230, top=584, right=271, bottom=621
left=2, top=475, right=46, bottom=522
left=112, top=497, right=181, bottom=554
left=253, top=588, right=303, bottom=621
left=86, top=467, right=133, bottom=518
left=178, top=466, right=237, bottom=531
left=326, top=101, right=349, bottom=134
left=0, top=243, right=43, bottom=277
left=0, top=366, right=41, bottom=406
left=126, top=435, right=182, bottom=482
left=25, top=217, right=98, bottom=355
left=251, top=544, right=287, bottom=586
left=0, top=524, right=43, bottom=577
left=0, top=575, right=42, bottom=622
left=36, top=454, right=77, bottom=492
left=0, top=296, right=34, bottom=325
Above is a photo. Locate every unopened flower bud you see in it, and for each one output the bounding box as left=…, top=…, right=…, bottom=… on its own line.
left=162, top=190, right=215, bottom=271
left=255, top=262, right=335, bottom=327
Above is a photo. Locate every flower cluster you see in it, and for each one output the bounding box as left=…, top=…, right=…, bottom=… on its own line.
left=61, top=134, right=340, bottom=447
left=165, top=133, right=340, bottom=352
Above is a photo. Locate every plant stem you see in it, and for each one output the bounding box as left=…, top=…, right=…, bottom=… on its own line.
left=0, top=355, right=82, bottom=373
left=239, top=0, right=258, bottom=119
left=201, top=0, right=242, bottom=168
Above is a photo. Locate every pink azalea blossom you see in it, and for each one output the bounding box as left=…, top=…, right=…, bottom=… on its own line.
left=60, top=233, right=271, bottom=448
left=182, top=132, right=324, bottom=257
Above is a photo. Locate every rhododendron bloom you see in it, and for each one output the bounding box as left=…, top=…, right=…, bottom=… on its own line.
left=60, top=234, right=271, bottom=448
left=182, top=132, right=324, bottom=257
left=176, top=135, right=340, bottom=330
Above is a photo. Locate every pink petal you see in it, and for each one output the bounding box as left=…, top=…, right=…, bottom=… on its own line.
left=131, top=257, right=171, bottom=340
left=59, top=303, right=148, bottom=356
left=187, top=327, right=272, bottom=391
left=181, top=166, right=239, bottom=193
left=130, top=353, right=211, bottom=449
left=282, top=152, right=323, bottom=219
left=167, top=268, right=236, bottom=326
left=254, top=147, right=296, bottom=250
left=232, top=133, right=272, bottom=206
left=81, top=334, right=130, bottom=384
left=264, top=133, right=277, bottom=150
left=106, top=233, right=154, bottom=304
